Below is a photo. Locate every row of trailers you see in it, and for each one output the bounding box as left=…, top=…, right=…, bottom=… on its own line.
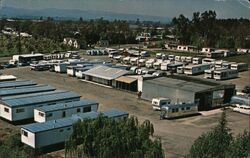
left=0, top=79, right=129, bottom=149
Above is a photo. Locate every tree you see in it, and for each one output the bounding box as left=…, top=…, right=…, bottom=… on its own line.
left=189, top=111, right=250, bottom=158
left=65, top=116, right=164, bottom=158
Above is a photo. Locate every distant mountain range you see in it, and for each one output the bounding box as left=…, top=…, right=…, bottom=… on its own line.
left=0, top=6, right=172, bottom=23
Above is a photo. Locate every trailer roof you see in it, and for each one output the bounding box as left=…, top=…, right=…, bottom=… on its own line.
left=83, top=65, right=129, bottom=80
left=35, top=99, right=98, bottom=112
left=22, top=109, right=128, bottom=133
left=0, top=85, right=55, bottom=97
left=0, top=80, right=36, bottom=88
left=1, top=91, right=81, bottom=108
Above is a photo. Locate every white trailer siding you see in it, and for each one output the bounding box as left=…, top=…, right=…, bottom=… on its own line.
left=34, top=100, right=99, bottom=122
left=21, top=129, right=35, bottom=148
left=231, top=63, right=248, bottom=72
left=54, top=63, right=69, bottom=73
left=0, top=91, right=81, bottom=122
left=21, top=109, right=128, bottom=148
left=184, top=64, right=211, bottom=75
left=214, top=69, right=238, bottom=80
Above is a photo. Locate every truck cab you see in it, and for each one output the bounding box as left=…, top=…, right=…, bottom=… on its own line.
left=152, top=98, right=171, bottom=110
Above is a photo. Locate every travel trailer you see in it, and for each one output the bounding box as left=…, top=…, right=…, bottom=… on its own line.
left=230, top=63, right=248, bottom=72
left=152, top=98, right=171, bottom=110
left=214, top=69, right=238, bottom=80
left=192, top=57, right=202, bottom=65
left=145, top=59, right=156, bottom=68
left=160, top=102, right=198, bottom=119
left=184, top=64, right=211, bottom=75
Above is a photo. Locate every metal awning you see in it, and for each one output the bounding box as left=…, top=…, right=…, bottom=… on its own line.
left=115, top=76, right=137, bottom=84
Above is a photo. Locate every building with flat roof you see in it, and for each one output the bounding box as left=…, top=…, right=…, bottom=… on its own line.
left=21, top=109, right=129, bottom=148
left=34, top=99, right=99, bottom=122
left=0, top=85, right=56, bottom=98
left=0, top=90, right=81, bottom=122
left=0, top=80, right=36, bottom=89
left=141, top=76, right=235, bottom=110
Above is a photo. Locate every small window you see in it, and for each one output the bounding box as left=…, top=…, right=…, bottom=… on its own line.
left=77, top=108, right=81, bottom=113
left=39, top=112, right=45, bottom=117
left=186, top=107, right=191, bottom=110
left=59, top=129, right=64, bottom=132
left=62, top=111, right=66, bottom=117
left=181, top=107, right=185, bottom=111
left=67, top=128, right=71, bottom=131
left=46, top=113, right=53, bottom=117
left=172, top=109, right=175, bottom=113
left=4, top=107, right=9, bottom=113
left=16, top=108, right=25, bottom=113
left=22, top=130, right=28, bottom=137
left=83, top=106, right=91, bottom=112
left=176, top=108, right=179, bottom=112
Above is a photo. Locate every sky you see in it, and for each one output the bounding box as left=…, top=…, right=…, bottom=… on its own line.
left=2, top=0, right=250, bottom=19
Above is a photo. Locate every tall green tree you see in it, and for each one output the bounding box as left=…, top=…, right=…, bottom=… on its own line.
left=65, top=116, right=164, bottom=158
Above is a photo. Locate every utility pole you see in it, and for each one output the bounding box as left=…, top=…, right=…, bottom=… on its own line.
left=18, top=25, right=21, bottom=55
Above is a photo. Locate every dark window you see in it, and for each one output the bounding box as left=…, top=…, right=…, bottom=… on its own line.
left=59, top=129, right=64, bottom=132
left=83, top=106, right=91, bottom=112
left=46, top=113, right=53, bottom=117
left=62, top=111, right=66, bottom=117
left=4, top=108, right=9, bottom=113
left=176, top=108, right=179, bottom=112
left=186, top=107, right=191, bottom=110
left=77, top=108, right=81, bottom=113
left=22, top=130, right=28, bottom=137
left=172, top=109, right=175, bottom=113
left=67, top=128, right=71, bottom=131
left=39, top=112, right=45, bottom=117
left=16, top=108, right=25, bottom=113
left=181, top=107, right=185, bottom=111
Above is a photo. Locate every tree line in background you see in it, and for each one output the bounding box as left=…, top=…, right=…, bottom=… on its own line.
left=0, top=10, right=249, bottom=55
left=172, top=11, right=250, bottom=49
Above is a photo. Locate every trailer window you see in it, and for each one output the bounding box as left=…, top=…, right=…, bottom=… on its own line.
left=16, top=108, right=25, bottom=113
left=39, top=112, right=45, bottom=117
left=4, top=107, right=9, bottom=113
left=59, top=129, right=64, bottom=132
left=181, top=107, right=185, bottom=111
left=46, top=113, right=53, bottom=117
left=172, top=109, right=175, bottom=113
left=22, top=130, right=28, bottom=137
left=186, top=107, right=191, bottom=110
left=62, top=111, right=66, bottom=117
left=77, top=108, right=81, bottom=113
left=83, top=106, right=91, bottom=112
left=175, top=108, right=179, bottom=112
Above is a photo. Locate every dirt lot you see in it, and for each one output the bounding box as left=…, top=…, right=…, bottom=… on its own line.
left=1, top=65, right=250, bottom=158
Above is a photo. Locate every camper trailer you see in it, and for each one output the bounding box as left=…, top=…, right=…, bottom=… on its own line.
left=75, top=66, right=93, bottom=79
left=168, top=55, right=175, bottom=61
left=145, top=59, right=156, bottom=68
left=156, top=53, right=163, bottom=59
left=192, top=57, right=202, bottom=65
left=54, top=63, right=69, bottom=73
left=152, top=98, right=171, bottom=110
left=202, top=58, right=216, bottom=65
left=231, top=95, right=250, bottom=115
left=167, top=63, right=184, bottom=73
left=123, top=57, right=131, bottom=65
left=138, top=59, right=146, bottom=67
left=230, top=63, right=248, bottom=72
left=175, top=56, right=181, bottom=62
left=67, top=65, right=83, bottom=76
left=214, top=69, right=238, bottom=80
left=177, top=67, right=184, bottom=74
left=160, top=61, right=171, bottom=71
left=185, top=57, right=193, bottom=63
left=184, top=64, right=211, bottom=75
left=160, top=102, right=198, bottom=119
left=204, top=69, right=214, bottom=79
left=34, top=100, right=99, bottom=122
left=130, top=57, right=139, bottom=66
left=153, top=61, right=162, bottom=70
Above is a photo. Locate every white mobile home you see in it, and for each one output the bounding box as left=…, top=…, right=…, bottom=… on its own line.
left=160, top=61, right=171, bottom=71
left=145, top=59, right=156, bottom=68
left=75, top=66, right=93, bottom=79
left=204, top=69, right=214, bottom=79
left=34, top=100, right=99, bottom=122
left=130, top=57, right=139, bottom=66
left=230, top=63, right=248, bottom=72
left=184, top=64, right=211, bottom=75
left=67, top=65, right=83, bottom=76
left=214, top=69, right=238, bottom=80
left=138, top=59, right=146, bottom=67
left=0, top=85, right=55, bottom=98
left=21, top=109, right=129, bottom=148
left=202, top=58, right=216, bottom=65
left=0, top=75, right=16, bottom=82
left=0, top=91, right=81, bottom=122
left=175, top=56, right=181, bottom=62
left=192, top=57, right=202, bottom=65
left=153, top=61, right=162, bottom=70
left=54, top=63, right=69, bottom=73
left=123, top=57, right=131, bottom=65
